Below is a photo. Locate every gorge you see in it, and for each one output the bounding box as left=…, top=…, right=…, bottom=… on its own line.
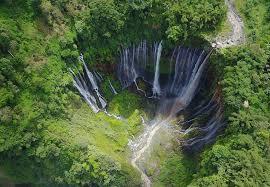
left=72, top=43, right=223, bottom=186
left=70, top=1, right=243, bottom=185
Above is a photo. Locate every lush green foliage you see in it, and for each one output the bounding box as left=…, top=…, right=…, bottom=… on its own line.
left=235, top=0, right=270, bottom=46
left=156, top=153, right=197, bottom=187
left=35, top=0, right=225, bottom=60
left=163, top=0, right=225, bottom=41
left=6, top=0, right=270, bottom=186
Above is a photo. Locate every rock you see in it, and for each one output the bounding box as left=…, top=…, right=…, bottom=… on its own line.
left=211, top=43, right=217, bottom=48
left=243, top=100, right=249, bottom=108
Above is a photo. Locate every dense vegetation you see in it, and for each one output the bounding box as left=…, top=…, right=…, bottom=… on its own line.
left=0, top=0, right=269, bottom=186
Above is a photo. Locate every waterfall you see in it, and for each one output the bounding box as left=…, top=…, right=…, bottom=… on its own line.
left=79, top=54, right=107, bottom=109
left=71, top=42, right=225, bottom=186
left=117, top=41, right=224, bottom=151
left=183, top=109, right=225, bottom=151
left=152, top=41, right=162, bottom=97
left=93, top=71, right=103, bottom=83
left=117, top=41, right=164, bottom=91
left=72, top=42, right=224, bottom=152
left=161, top=48, right=214, bottom=117
left=70, top=54, right=107, bottom=113
left=109, top=80, right=118, bottom=95
left=118, top=42, right=148, bottom=89
left=117, top=43, right=212, bottom=106
left=70, top=68, right=100, bottom=113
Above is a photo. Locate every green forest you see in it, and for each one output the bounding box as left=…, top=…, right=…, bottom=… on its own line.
left=0, top=0, right=269, bottom=186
